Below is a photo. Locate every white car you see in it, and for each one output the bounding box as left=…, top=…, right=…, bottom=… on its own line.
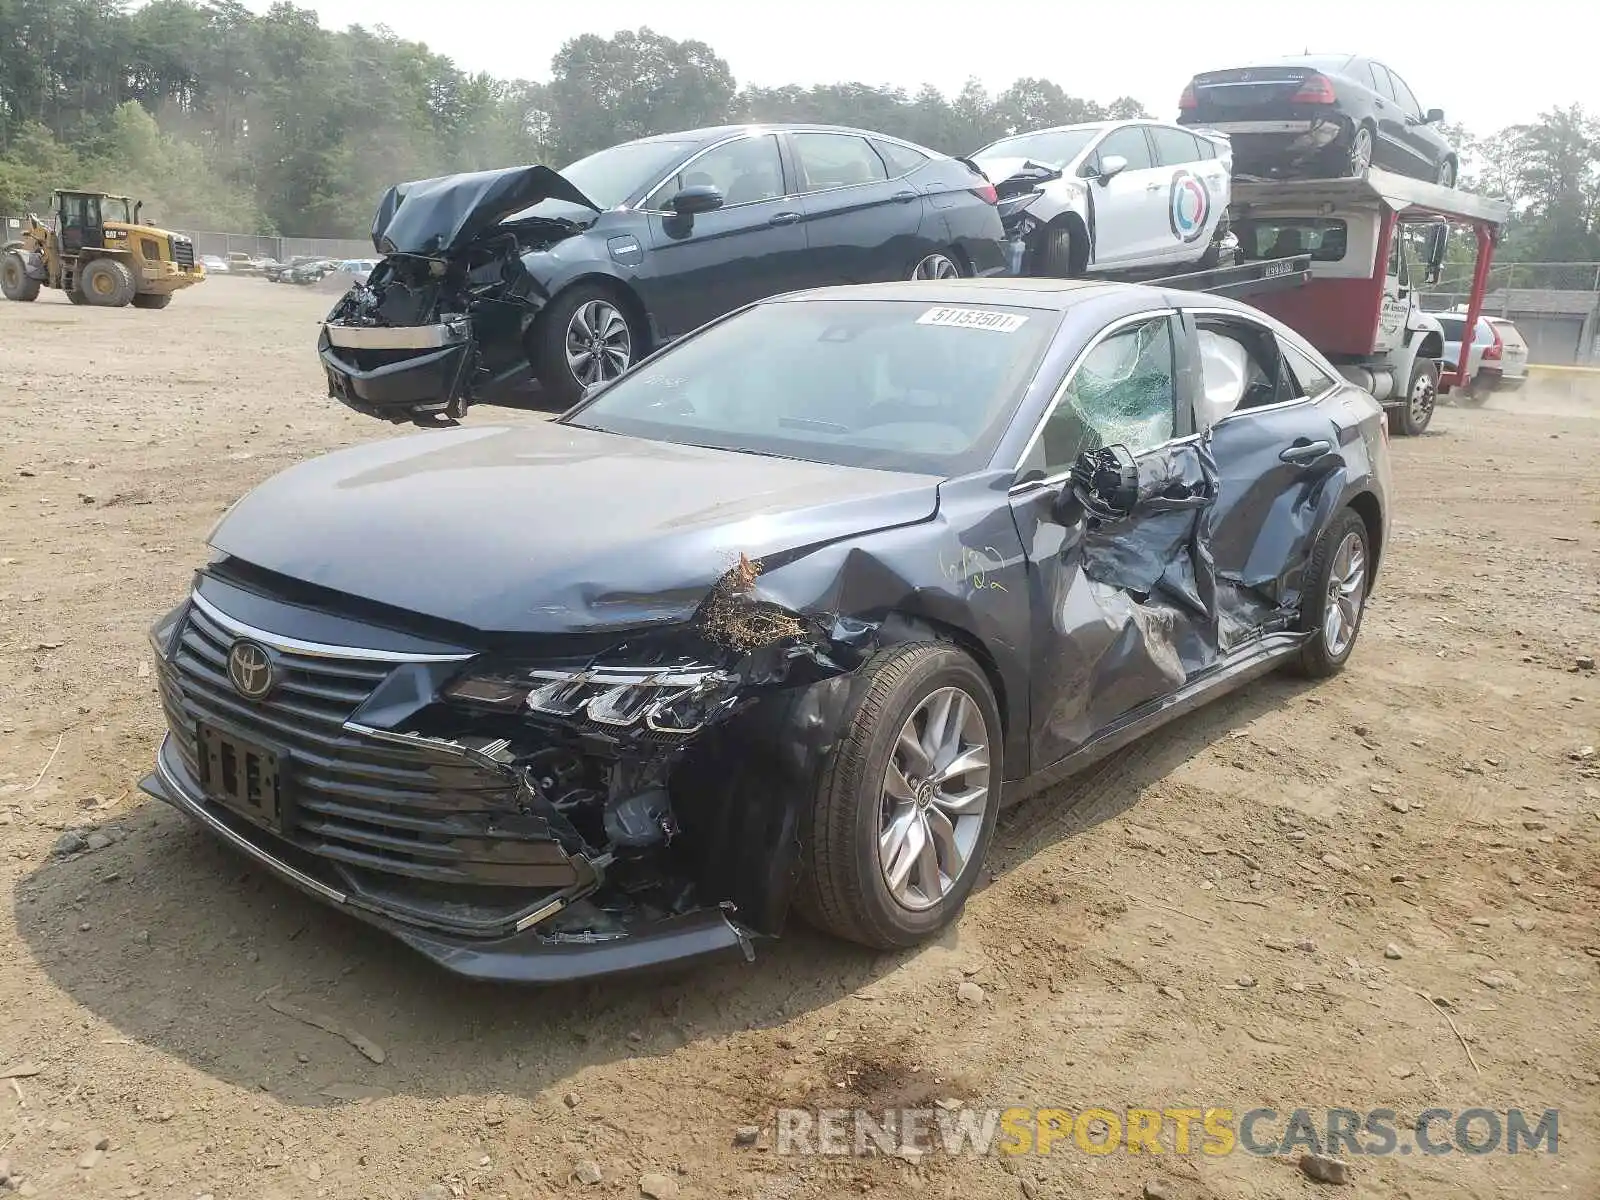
left=972, top=120, right=1234, bottom=278
left=1437, top=310, right=1526, bottom=401
left=199, top=254, right=230, bottom=274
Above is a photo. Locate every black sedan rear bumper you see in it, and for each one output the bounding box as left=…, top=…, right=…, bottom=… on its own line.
left=140, top=735, right=758, bottom=984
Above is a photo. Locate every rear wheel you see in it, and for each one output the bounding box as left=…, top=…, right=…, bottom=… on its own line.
left=1290, top=508, right=1371, bottom=678
left=533, top=283, right=639, bottom=408
left=1034, top=223, right=1080, bottom=278
left=796, top=642, right=1001, bottom=949
left=1347, top=123, right=1375, bottom=176
left=130, top=292, right=172, bottom=310
left=1, top=250, right=39, bottom=302
left=1388, top=357, right=1437, bottom=436
left=80, top=258, right=135, bottom=307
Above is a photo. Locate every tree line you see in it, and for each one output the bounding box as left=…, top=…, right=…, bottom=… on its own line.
left=1, top=1, right=1596, bottom=264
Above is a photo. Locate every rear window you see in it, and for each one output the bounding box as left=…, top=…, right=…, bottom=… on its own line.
left=873, top=139, right=931, bottom=177
left=1434, top=316, right=1465, bottom=339
left=1233, top=218, right=1349, bottom=262
left=1149, top=126, right=1203, bottom=167
left=567, top=299, right=1058, bottom=476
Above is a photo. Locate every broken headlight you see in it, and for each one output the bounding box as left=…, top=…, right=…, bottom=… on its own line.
left=444, top=664, right=740, bottom=735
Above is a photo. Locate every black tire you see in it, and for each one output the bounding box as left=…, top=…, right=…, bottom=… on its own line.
left=796, top=642, right=1002, bottom=949
left=1437, top=158, right=1458, bottom=188
left=1289, top=508, right=1372, bottom=679
left=1, top=250, right=39, bottom=302
left=1456, top=371, right=1489, bottom=407
left=533, top=283, right=640, bottom=408
left=1034, top=222, right=1079, bottom=278
left=130, top=292, right=172, bottom=310
left=80, top=258, right=135, bottom=307
left=1388, top=356, right=1438, bottom=437
left=1198, top=217, right=1232, bottom=269
left=66, top=287, right=87, bottom=305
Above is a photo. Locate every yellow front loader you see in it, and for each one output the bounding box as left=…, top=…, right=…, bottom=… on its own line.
left=1, top=190, right=205, bottom=309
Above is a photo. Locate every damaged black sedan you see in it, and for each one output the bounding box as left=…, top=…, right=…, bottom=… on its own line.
left=320, top=124, right=1008, bottom=424
left=145, top=279, right=1390, bottom=983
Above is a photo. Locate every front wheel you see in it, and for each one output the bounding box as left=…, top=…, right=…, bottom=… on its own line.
left=910, top=250, right=963, bottom=280
left=1437, top=158, right=1458, bottom=188
left=1, top=250, right=40, bottom=302
left=533, top=284, right=639, bottom=408
left=80, top=258, right=135, bottom=307
left=1034, top=223, right=1080, bottom=278
left=796, top=643, right=1001, bottom=949
left=130, top=292, right=172, bottom=310
left=1388, top=357, right=1438, bottom=436
left=1290, top=508, right=1371, bottom=678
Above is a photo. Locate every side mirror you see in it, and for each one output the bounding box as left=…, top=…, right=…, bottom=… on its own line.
left=1096, top=155, right=1129, bottom=184
left=1425, top=108, right=1445, bottom=124
left=666, top=185, right=725, bottom=216
left=1065, top=444, right=1139, bottom=521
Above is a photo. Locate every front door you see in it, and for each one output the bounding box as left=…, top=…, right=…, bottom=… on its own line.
left=1083, top=125, right=1169, bottom=268
left=58, top=194, right=104, bottom=255
left=1008, top=311, right=1220, bottom=768
left=638, top=133, right=806, bottom=338
left=788, top=130, right=924, bottom=285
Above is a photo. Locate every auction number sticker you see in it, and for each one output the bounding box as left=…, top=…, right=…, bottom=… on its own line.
left=917, top=307, right=1028, bottom=333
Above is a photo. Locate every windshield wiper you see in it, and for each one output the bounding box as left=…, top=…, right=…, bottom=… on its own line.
left=778, top=416, right=851, bottom=433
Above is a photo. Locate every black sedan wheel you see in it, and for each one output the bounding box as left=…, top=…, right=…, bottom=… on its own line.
left=536, top=284, right=637, bottom=408
left=1437, top=158, right=1458, bottom=188
left=797, top=642, right=1001, bottom=949
left=1348, top=124, right=1374, bottom=176
left=911, top=251, right=963, bottom=281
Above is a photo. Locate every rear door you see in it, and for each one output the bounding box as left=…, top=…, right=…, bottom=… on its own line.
left=1188, top=310, right=1347, bottom=646
left=638, top=133, right=807, bottom=337
left=1147, top=124, right=1228, bottom=266
left=1379, top=65, right=1442, bottom=178
left=789, top=131, right=924, bottom=284
left=1082, top=125, right=1167, bottom=267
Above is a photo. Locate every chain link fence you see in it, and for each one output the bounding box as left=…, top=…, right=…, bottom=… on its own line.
left=178, top=230, right=373, bottom=263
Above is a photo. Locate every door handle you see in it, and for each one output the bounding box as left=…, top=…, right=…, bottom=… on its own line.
left=891, top=189, right=917, bottom=203
left=1146, top=182, right=1162, bottom=191
left=768, top=211, right=801, bottom=226
left=1280, top=439, right=1332, bottom=463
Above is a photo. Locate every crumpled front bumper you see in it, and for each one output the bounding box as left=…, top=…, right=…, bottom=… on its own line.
left=318, top=320, right=475, bottom=424
left=140, top=735, right=758, bottom=984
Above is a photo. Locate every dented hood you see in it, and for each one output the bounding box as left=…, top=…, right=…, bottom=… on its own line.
left=371, top=165, right=601, bottom=257
left=208, top=423, right=942, bottom=634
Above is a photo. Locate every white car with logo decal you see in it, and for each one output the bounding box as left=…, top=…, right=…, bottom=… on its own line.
left=971, top=120, right=1234, bottom=279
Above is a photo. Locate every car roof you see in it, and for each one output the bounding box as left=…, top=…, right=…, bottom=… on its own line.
left=625, top=123, right=939, bottom=150
left=763, top=278, right=1270, bottom=317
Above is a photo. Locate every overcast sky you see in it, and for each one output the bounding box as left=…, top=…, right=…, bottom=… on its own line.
left=241, top=0, right=1591, bottom=136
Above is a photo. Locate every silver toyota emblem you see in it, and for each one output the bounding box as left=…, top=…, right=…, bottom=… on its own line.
left=227, top=640, right=275, bottom=700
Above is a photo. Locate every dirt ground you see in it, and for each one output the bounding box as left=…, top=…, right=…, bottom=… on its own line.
left=1, top=276, right=1596, bottom=1200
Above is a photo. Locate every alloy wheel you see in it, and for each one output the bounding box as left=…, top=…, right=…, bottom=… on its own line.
left=1349, top=127, right=1374, bottom=175
left=911, top=252, right=962, bottom=281
left=565, top=299, right=631, bottom=387
left=1322, top=532, right=1367, bottom=657
left=878, top=686, right=991, bottom=912
left=1438, top=159, right=1457, bottom=188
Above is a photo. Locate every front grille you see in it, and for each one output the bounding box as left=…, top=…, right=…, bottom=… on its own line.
left=171, top=237, right=194, bottom=268
left=159, top=599, right=572, bottom=889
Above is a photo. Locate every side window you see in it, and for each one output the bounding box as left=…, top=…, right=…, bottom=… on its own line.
left=1196, top=136, right=1217, bottom=161
left=646, top=135, right=785, bottom=209
left=792, top=133, right=889, bottom=192
left=1022, top=317, right=1177, bottom=480
left=872, top=139, right=929, bottom=178
left=1196, top=318, right=1294, bottom=414
left=1150, top=126, right=1202, bottom=168
left=1094, top=126, right=1155, bottom=172
left=1367, top=61, right=1397, bottom=101
left=85, top=196, right=101, bottom=227
left=1279, top=340, right=1339, bottom=399
left=1385, top=67, right=1424, bottom=120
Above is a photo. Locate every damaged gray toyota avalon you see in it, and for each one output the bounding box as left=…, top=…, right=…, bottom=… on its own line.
left=143, top=278, right=1391, bottom=983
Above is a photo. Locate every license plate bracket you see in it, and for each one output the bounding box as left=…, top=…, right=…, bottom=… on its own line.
left=195, top=722, right=289, bottom=832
